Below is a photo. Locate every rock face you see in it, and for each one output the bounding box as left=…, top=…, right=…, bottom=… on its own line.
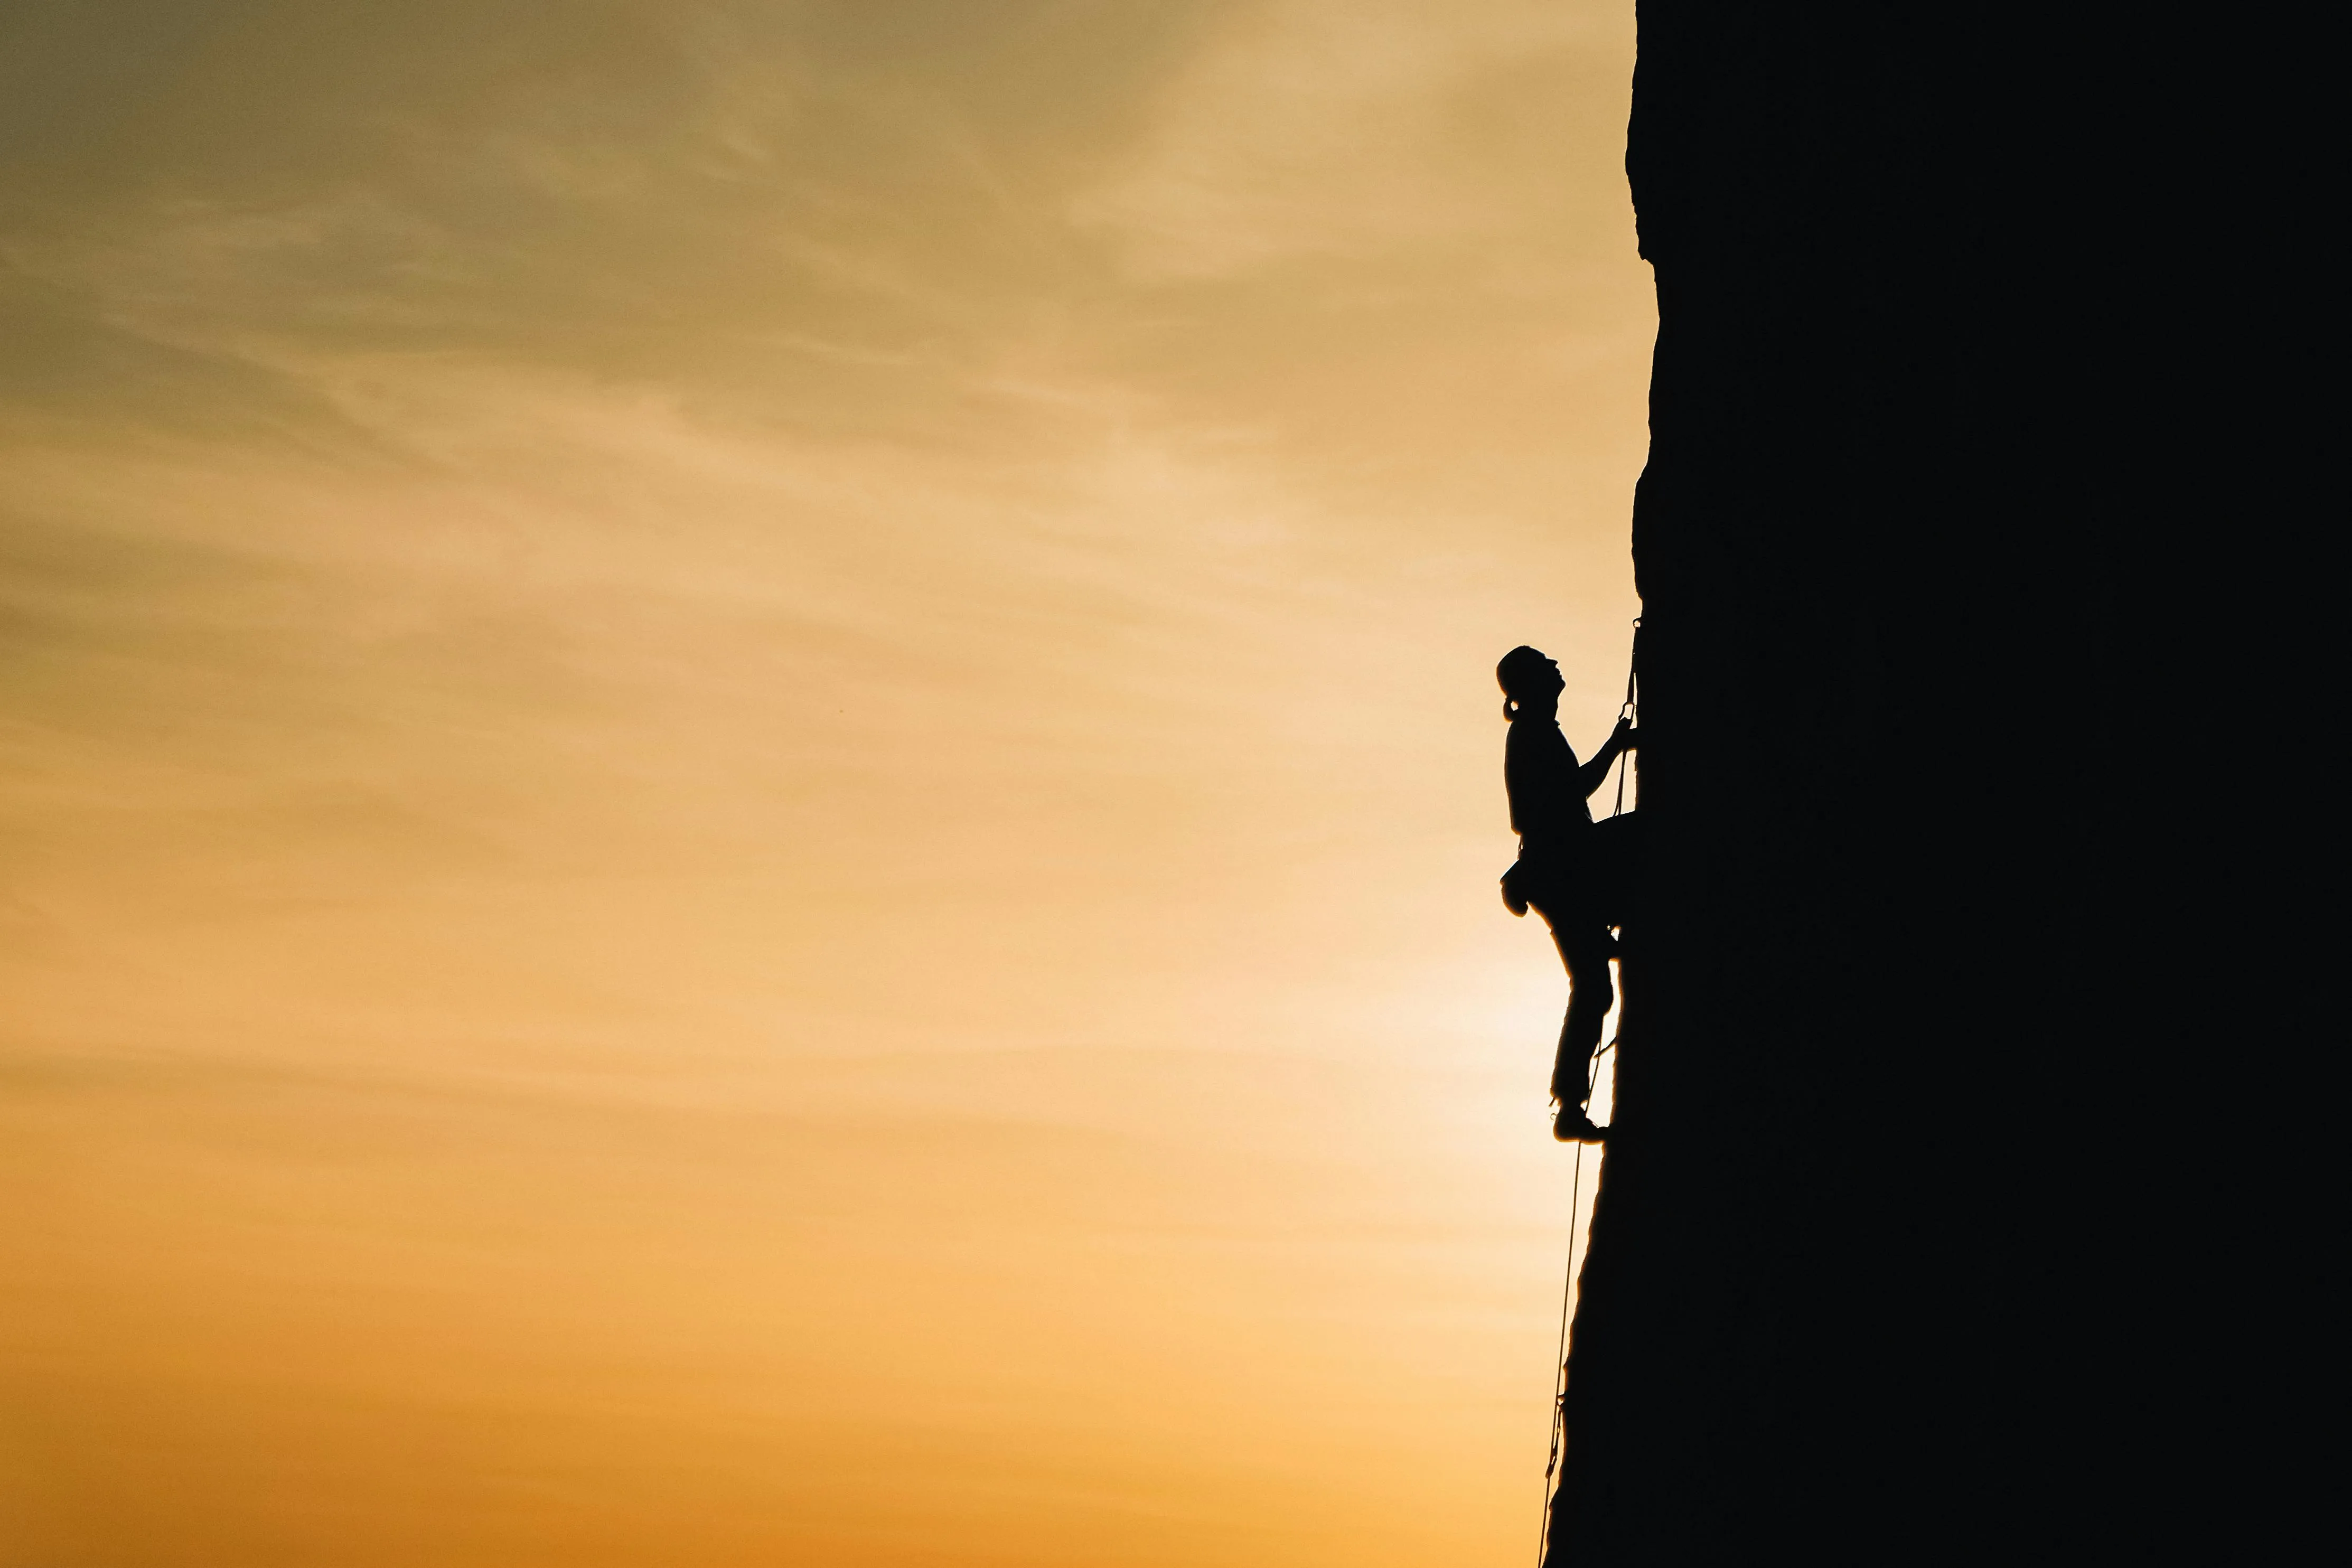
left=1543, top=7, right=2201, bottom=1562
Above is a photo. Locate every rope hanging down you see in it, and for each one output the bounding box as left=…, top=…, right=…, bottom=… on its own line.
left=1534, top=1036, right=1613, bottom=1566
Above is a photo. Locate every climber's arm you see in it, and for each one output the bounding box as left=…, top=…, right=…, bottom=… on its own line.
left=1575, top=718, right=1637, bottom=799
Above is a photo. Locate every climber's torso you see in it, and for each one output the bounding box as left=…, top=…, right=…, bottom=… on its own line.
left=1505, top=717, right=1595, bottom=869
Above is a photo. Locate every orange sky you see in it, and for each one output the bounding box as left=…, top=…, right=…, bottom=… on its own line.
left=0, top=4, right=1650, bottom=1563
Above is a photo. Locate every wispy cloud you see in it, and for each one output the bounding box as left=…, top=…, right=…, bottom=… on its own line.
left=1074, top=0, right=1625, bottom=279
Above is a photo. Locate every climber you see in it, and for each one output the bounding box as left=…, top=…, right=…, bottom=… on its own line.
left=1496, top=644, right=1638, bottom=1143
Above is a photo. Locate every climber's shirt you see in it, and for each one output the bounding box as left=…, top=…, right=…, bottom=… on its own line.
left=1504, top=715, right=1595, bottom=872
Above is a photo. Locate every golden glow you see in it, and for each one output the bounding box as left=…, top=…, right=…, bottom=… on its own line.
left=0, top=3, right=1648, bottom=1562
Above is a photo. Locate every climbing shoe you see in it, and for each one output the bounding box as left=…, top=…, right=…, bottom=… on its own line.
left=1553, top=1106, right=1606, bottom=1143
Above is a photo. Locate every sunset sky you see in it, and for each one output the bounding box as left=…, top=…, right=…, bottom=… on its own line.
left=1, top=4, right=1651, bottom=1563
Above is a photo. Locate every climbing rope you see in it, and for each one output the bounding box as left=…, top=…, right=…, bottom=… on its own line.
left=1611, top=616, right=1640, bottom=819
left=1535, top=1036, right=1613, bottom=1566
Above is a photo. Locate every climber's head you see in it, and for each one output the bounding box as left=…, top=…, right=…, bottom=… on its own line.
left=1496, top=645, right=1563, bottom=719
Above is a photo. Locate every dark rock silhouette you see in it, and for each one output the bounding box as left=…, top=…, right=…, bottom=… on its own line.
left=1538, top=7, right=2233, bottom=1563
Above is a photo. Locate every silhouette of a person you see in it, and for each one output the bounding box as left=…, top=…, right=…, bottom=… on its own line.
left=1495, top=644, right=1637, bottom=1143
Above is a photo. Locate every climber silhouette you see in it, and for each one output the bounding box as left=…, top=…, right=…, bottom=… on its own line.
left=1496, top=645, right=1638, bottom=1143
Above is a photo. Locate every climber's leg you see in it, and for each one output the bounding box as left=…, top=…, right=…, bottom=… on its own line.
left=1548, top=932, right=1612, bottom=1144
left=1539, top=910, right=1614, bottom=1109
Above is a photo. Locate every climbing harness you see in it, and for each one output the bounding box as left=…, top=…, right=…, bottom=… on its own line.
left=1534, top=619, right=1639, bottom=1565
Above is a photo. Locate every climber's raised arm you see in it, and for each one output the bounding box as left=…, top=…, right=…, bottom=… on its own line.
left=1575, top=717, right=1637, bottom=800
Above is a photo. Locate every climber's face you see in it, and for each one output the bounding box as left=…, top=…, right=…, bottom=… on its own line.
left=1497, top=646, right=1565, bottom=706
left=1514, top=657, right=1564, bottom=702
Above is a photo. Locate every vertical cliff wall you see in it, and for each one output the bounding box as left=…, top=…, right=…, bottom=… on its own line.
left=1543, top=7, right=2195, bottom=1562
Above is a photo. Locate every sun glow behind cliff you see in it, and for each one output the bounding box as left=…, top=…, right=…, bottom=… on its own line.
left=0, top=3, right=1648, bottom=1563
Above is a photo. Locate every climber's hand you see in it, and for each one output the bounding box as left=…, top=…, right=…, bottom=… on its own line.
left=1612, top=718, right=1638, bottom=748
